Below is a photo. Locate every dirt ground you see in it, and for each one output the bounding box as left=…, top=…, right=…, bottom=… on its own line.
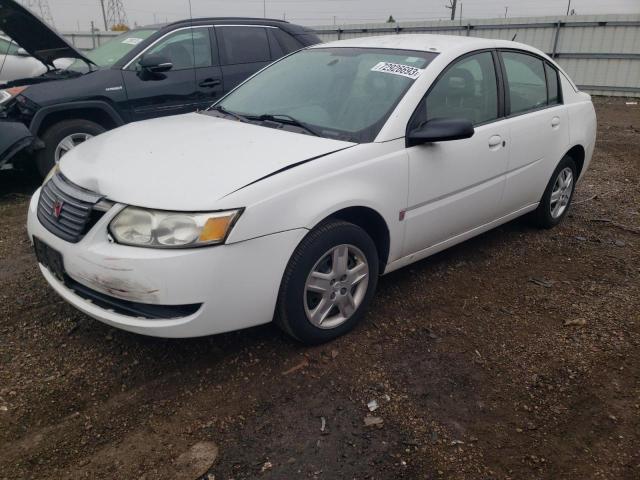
left=0, top=97, right=638, bottom=480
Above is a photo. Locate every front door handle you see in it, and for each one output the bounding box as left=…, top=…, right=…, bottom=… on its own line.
left=488, top=135, right=502, bottom=148
left=551, top=116, right=561, bottom=128
left=199, top=78, right=221, bottom=88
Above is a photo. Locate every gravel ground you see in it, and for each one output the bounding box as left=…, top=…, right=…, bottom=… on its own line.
left=0, top=97, right=638, bottom=480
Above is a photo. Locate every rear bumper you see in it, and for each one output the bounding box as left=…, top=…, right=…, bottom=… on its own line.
left=27, top=188, right=307, bottom=338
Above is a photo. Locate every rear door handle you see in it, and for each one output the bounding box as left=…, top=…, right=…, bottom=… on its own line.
left=551, top=116, right=561, bottom=128
left=199, top=78, right=221, bottom=88
left=488, top=135, right=502, bottom=148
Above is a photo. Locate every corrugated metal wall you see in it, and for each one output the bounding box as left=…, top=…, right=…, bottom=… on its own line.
left=312, top=14, right=640, bottom=97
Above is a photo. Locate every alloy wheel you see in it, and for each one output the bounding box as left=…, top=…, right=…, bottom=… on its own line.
left=550, top=167, right=573, bottom=219
left=54, top=133, right=93, bottom=163
left=303, top=244, right=369, bottom=329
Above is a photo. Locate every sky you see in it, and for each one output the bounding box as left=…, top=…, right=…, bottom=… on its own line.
left=38, top=0, right=640, bottom=31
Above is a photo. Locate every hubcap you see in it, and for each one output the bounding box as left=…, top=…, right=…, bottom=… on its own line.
left=54, top=133, right=93, bottom=163
left=304, top=244, right=369, bottom=329
left=550, top=167, right=573, bottom=219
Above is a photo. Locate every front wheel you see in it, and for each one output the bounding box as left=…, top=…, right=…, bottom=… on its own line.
left=35, top=119, right=106, bottom=178
left=531, top=156, right=577, bottom=229
left=276, top=220, right=379, bottom=344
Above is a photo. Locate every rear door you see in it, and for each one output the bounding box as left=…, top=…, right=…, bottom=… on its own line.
left=122, top=26, right=220, bottom=121
left=498, top=50, right=570, bottom=214
left=215, top=25, right=273, bottom=93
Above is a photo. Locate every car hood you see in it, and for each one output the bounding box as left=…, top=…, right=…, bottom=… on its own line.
left=0, top=0, right=93, bottom=67
left=60, top=113, right=356, bottom=210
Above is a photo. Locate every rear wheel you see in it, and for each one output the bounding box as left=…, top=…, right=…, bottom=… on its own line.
left=531, top=156, right=577, bottom=229
left=276, top=220, right=379, bottom=344
left=35, top=119, right=106, bottom=178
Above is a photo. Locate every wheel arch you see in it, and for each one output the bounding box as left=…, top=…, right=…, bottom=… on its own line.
left=30, top=101, right=125, bottom=136
left=313, top=206, right=391, bottom=273
left=564, top=144, right=586, bottom=178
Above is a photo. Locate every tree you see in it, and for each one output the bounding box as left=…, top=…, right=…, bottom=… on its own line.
left=111, top=23, right=129, bottom=31
left=386, top=15, right=396, bottom=23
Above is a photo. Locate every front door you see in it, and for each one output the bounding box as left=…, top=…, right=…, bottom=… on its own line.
left=403, top=51, right=509, bottom=255
left=122, top=26, right=222, bottom=121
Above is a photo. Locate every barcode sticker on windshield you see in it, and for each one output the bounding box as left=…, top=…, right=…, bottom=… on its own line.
left=122, top=37, right=143, bottom=45
left=371, top=62, right=423, bottom=79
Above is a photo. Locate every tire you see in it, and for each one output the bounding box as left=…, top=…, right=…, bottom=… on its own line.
left=531, top=155, right=578, bottom=229
left=35, top=119, right=106, bottom=178
left=276, top=220, right=379, bottom=344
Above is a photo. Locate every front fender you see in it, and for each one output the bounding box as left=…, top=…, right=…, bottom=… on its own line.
left=29, top=100, right=125, bottom=134
left=222, top=140, right=409, bottom=264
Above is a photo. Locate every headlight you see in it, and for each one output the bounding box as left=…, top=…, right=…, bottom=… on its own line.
left=0, top=86, right=27, bottom=105
left=109, top=207, right=243, bottom=248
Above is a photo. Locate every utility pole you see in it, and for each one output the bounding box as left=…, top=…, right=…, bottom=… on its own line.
left=504, top=6, right=508, bottom=18
left=263, top=0, right=266, bottom=18
left=566, top=0, right=571, bottom=16
left=104, top=0, right=128, bottom=30
left=99, top=0, right=108, bottom=30
left=459, top=3, right=463, bottom=26
left=24, top=0, right=55, bottom=27
left=445, top=0, right=457, bottom=21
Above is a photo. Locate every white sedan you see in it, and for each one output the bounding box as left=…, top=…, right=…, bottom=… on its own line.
left=27, top=34, right=597, bottom=344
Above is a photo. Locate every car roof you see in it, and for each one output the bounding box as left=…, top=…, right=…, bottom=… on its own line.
left=313, top=33, right=548, bottom=59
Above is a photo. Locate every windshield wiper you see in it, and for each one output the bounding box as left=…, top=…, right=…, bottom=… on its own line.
left=251, top=113, right=321, bottom=137
left=211, top=105, right=249, bottom=123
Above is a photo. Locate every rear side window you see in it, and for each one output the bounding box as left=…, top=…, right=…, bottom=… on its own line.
left=502, top=51, right=547, bottom=115
left=545, top=63, right=560, bottom=105
left=422, top=51, right=499, bottom=126
left=273, top=29, right=302, bottom=53
left=217, top=26, right=270, bottom=65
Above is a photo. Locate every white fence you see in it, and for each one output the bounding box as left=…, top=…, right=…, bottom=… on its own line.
left=311, top=14, right=640, bottom=97
left=58, top=14, right=640, bottom=97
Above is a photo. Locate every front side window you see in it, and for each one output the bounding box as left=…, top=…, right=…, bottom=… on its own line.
left=502, top=51, right=547, bottom=115
left=215, top=47, right=437, bottom=143
left=0, top=37, right=20, bottom=55
left=217, top=26, right=270, bottom=65
left=419, top=51, right=499, bottom=126
left=131, top=28, right=212, bottom=71
left=67, top=29, right=157, bottom=72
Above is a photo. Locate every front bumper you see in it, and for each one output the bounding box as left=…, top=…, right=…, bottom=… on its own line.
left=27, top=188, right=307, bottom=338
left=0, top=121, right=34, bottom=167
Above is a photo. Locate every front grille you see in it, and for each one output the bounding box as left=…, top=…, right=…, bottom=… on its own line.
left=37, top=172, right=107, bottom=243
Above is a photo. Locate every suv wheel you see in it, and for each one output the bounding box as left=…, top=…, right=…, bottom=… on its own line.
left=35, top=119, right=106, bottom=177
left=276, top=220, right=379, bottom=344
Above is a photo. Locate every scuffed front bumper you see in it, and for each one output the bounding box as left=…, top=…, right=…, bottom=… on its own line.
left=27, top=188, right=307, bottom=338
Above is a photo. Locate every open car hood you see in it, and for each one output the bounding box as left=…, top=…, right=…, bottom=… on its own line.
left=0, top=0, right=93, bottom=67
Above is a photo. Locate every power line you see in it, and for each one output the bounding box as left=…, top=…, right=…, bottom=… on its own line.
left=103, top=0, right=128, bottom=30
left=23, top=0, right=55, bottom=27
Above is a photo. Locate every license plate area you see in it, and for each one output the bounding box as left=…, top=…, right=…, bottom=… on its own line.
left=33, top=236, right=65, bottom=282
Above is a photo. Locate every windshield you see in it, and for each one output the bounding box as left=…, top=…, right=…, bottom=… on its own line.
left=67, top=29, right=157, bottom=72
left=215, top=47, right=437, bottom=143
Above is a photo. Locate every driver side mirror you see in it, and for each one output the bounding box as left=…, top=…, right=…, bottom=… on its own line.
left=139, top=54, right=173, bottom=73
left=407, top=118, right=475, bottom=147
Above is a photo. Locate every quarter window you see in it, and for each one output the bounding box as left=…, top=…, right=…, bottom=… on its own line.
left=545, top=63, right=560, bottom=105
left=133, top=28, right=212, bottom=70
left=218, top=26, right=270, bottom=65
left=502, top=51, right=547, bottom=114
left=421, top=51, right=499, bottom=126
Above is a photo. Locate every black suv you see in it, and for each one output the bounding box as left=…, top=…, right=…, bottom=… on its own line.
left=0, top=0, right=320, bottom=176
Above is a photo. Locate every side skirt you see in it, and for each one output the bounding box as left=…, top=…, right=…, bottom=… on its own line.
left=383, top=203, right=539, bottom=274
